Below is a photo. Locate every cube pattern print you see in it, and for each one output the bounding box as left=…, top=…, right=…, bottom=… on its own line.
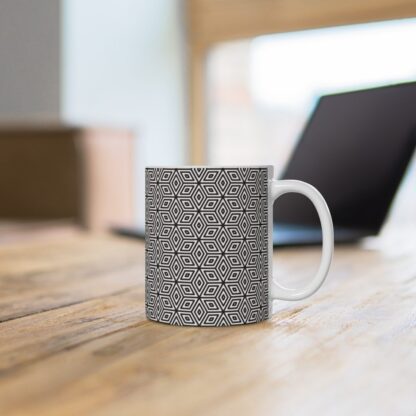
left=145, top=167, right=269, bottom=326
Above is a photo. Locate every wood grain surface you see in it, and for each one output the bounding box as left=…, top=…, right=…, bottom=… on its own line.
left=0, top=231, right=415, bottom=415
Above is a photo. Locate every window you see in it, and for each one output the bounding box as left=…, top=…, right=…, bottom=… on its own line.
left=206, top=19, right=416, bottom=224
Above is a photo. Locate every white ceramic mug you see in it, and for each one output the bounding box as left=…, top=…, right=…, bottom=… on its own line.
left=145, top=166, right=333, bottom=326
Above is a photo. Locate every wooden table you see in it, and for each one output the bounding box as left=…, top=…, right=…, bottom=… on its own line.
left=0, top=230, right=415, bottom=415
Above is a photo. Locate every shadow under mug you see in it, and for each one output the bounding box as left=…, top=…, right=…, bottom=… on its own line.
left=145, top=166, right=333, bottom=326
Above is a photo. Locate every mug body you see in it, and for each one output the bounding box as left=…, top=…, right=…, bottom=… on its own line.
left=145, top=166, right=273, bottom=326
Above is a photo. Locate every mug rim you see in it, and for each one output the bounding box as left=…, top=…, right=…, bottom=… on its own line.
left=146, top=165, right=273, bottom=169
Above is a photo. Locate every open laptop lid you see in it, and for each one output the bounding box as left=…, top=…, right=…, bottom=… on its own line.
left=273, top=82, right=416, bottom=232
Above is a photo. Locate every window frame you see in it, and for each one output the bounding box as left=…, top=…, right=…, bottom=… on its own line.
left=186, top=0, right=416, bottom=163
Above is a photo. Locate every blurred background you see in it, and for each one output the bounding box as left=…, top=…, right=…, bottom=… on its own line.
left=0, top=0, right=415, bottom=240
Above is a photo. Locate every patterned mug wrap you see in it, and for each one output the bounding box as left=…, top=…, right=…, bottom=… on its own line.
left=145, top=167, right=270, bottom=326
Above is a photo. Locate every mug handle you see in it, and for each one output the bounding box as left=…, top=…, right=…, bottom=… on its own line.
left=270, top=180, right=334, bottom=301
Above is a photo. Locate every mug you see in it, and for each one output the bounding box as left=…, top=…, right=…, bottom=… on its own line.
left=145, top=166, right=333, bottom=326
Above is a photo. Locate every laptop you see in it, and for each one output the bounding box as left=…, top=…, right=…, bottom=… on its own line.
left=114, top=82, right=416, bottom=246
left=273, top=81, right=416, bottom=246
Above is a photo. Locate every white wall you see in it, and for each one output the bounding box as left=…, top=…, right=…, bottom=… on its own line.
left=0, top=0, right=61, bottom=120
left=62, top=0, right=188, bottom=227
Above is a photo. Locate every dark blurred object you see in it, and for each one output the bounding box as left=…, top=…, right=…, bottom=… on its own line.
left=274, top=82, right=416, bottom=245
left=0, top=125, right=134, bottom=230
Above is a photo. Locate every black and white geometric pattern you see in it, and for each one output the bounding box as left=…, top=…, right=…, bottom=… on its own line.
left=145, top=167, right=269, bottom=326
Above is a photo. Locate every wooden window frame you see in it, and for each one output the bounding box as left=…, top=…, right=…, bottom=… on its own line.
left=186, top=0, right=416, bottom=164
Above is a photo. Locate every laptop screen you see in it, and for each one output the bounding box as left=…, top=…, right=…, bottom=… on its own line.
left=274, top=82, right=416, bottom=231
